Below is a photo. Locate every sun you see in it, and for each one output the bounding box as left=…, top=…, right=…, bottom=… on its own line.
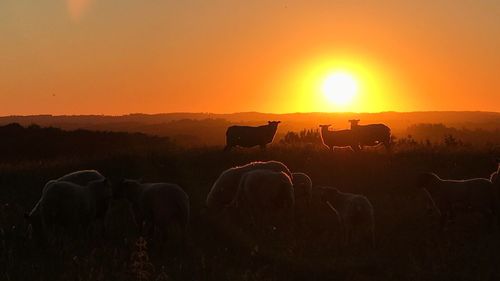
left=321, top=72, right=358, bottom=106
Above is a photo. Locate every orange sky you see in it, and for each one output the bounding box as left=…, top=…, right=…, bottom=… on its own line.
left=1, top=1, right=499, bottom=115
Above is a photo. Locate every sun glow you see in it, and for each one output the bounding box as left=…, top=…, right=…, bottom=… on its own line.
left=322, top=72, right=358, bottom=106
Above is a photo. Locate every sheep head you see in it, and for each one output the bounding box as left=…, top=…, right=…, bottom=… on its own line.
left=319, top=124, right=331, bottom=129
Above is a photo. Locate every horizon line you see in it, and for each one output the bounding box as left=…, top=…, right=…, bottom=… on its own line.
left=1, top=110, right=499, bottom=118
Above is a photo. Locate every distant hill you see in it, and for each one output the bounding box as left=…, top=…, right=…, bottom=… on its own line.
left=1, top=112, right=499, bottom=146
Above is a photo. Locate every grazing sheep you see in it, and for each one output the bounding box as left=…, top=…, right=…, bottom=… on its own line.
left=25, top=170, right=110, bottom=243
left=233, top=169, right=294, bottom=232
left=35, top=179, right=111, bottom=244
left=348, top=119, right=391, bottom=150
left=417, top=172, right=497, bottom=228
left=319, top=125, right=358, bottom=151
left=224, top=121, right=281, bottom=151
left=206, top=160, right=292, bottom=210
left=112, top=179, right=190, bottom=246
left=319, top=186, right=375, bottom=247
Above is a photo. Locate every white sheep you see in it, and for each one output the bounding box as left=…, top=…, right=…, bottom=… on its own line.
left=233, top=169, right=294, bottom=232
left=206, top=160, right=292, bottom=210
left=319, top=125, right=358, bottom=151
left=319, top=186, right=375, bottom=247
left=112, top=179, right=190, bottom=247
left=417, top=172, right=497, bottom=228
left=348, top=119, right=391, bottom=150
left=36, top=178, right=110, bottom=244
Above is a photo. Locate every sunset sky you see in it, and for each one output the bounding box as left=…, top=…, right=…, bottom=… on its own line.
left=1, top=0, right=499, bottom=115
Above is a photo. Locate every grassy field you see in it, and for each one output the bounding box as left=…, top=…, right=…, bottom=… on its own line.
left=1, top=136, right=500, bottom=281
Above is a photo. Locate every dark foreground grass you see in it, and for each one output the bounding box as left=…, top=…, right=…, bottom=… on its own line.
left=1, top=144, right=500, bottom=281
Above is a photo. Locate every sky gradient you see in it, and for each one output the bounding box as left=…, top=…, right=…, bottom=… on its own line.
left=1, top=0, right=499, bottom=115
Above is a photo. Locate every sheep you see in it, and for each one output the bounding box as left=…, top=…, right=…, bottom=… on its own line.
left=224, top=121, right=281, bottom=151
left=318, top=186, right=375, bottom=248
left=112, top=179, right=190, bottom=249
left=417, top=172, right=497, bottom=228
left=232, top=169, right=294, bottom=233
left=25, top=170, right=110, bottom=243
left=206, top=160, right=292, bottom=210
left=348, top=119, right=391, bottom=150
left=319, top=124, right=358, bottom=151
left=35, top=178, right=111, bottom=244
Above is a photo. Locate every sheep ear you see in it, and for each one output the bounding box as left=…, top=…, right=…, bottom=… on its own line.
left=24, top=212, right=31, bottom=221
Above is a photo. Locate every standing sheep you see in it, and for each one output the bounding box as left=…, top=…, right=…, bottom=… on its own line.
left=319, top=125, right=358, bottom=151
left=206, top=160, right=292, bottom=210
left=319, top=186, right=375, bottom=248
left=233, top=169, right=294, bottom=233
left=112, top=179, right=190, bottom=248
left=35, top=178, right=110, bottom=244
left=348, top=119, right=391, bottom=150
left=417, top=172, right=497, bottom=228
left=224, top=121, right=281, bottom=151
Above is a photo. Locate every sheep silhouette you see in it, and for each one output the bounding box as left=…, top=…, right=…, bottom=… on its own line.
left=319, top=124, right=358, bottom=151
left=224, top=121, right=281, bottom=151
left=348, top=119, right=391, bottom=150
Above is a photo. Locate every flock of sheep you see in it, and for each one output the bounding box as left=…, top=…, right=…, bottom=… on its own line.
left=224, top=120, right=391, bottom=151
left=11, top=120, right=500, bottom=261
left=22, top=156, right=500, bottom=256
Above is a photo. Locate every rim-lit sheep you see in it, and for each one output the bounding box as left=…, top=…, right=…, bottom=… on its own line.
left=232, top=169, right=294, bottom=231
left=319, top=186, right=375, bottom=247
left=32, top=179, right=110, bottom=244
left=25, top=170, right=110, bottom=244
left=348, top=119, right=391, bottom=150
left=112, top=180, right=190, bottom=246
left=224, top=121, right=281, bottom=151
left=206, top=160, right=292, bottom=210
left=417, top=172, right=497, bottom=228
left=319, top=125, right=358, bottom=151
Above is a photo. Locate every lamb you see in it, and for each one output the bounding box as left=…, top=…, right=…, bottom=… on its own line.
left=206, top=160, right=292, bottom=210
left=319, top=186, right=375, bottom=247
left=319, top=125, right=358, bottom=151
left=112, top=179, right=190, bottom=246
left=348, top=119, right=391, bottom=150
left=417, top=172, right=497, bottom=228
left=232, top=169, right=294, bottom=232
left=224, top=121, right=281, bottom=151
left=34, top=179, right=110, bottom=244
